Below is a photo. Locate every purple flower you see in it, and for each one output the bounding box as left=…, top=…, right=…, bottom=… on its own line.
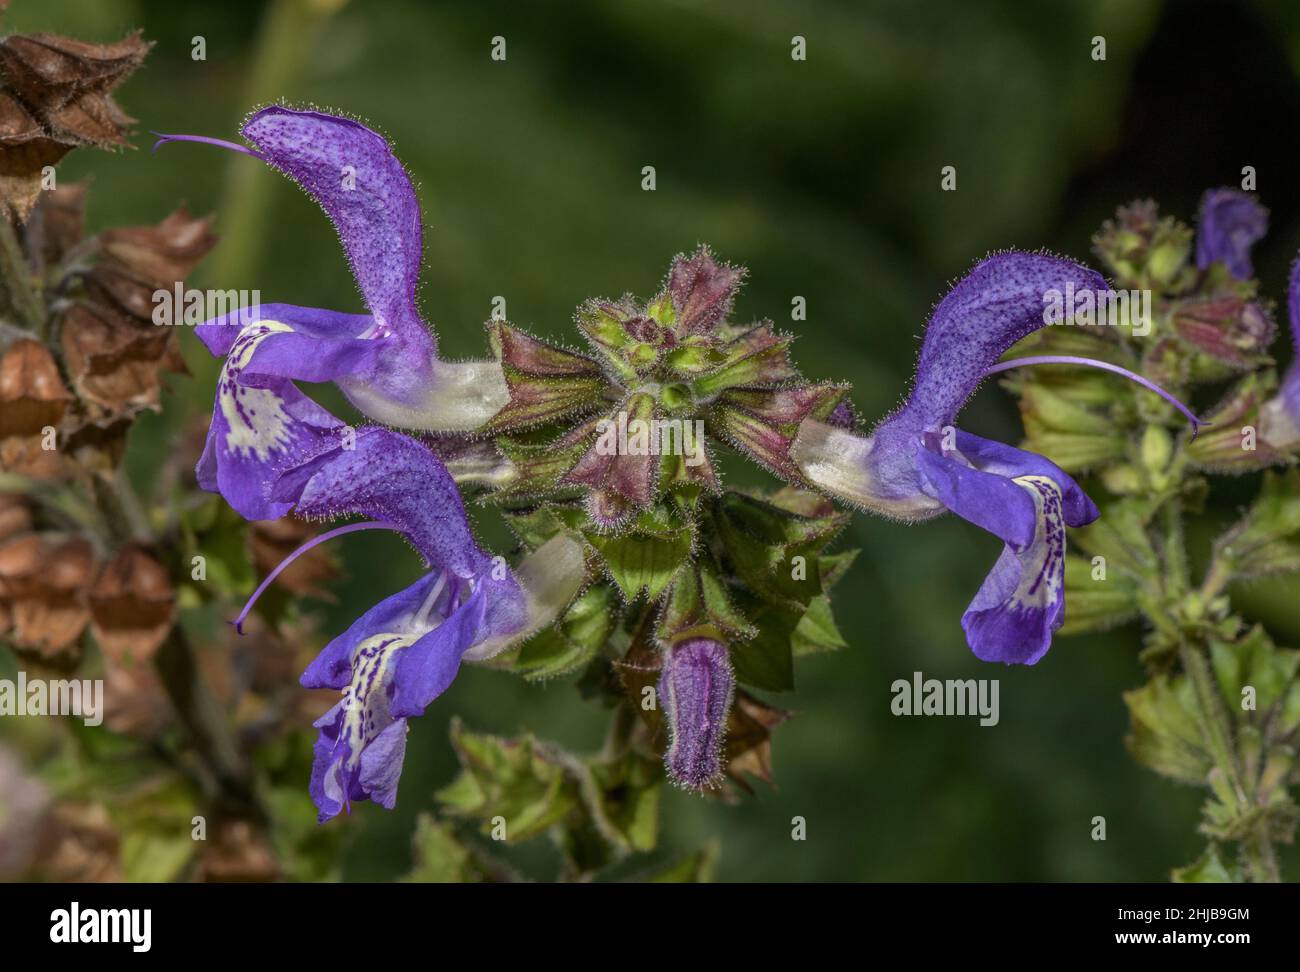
left=1260, top=257, right=1300, bottom=449
left=158, top=107, right=508, bottom=519
left=1196, top=188, right=1268, bottom=280
left=791, top=252, right=1107, bottom=665
left=658, top=638, right=733, bottom=788
left=238, top=427, right=583, bottom=821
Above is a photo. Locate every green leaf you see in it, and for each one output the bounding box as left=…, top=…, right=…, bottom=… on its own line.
left=120, top=831, right=194, bottom=883
left=818, top=548, right=859, bottom=590
left=710, top=491, right=846, bottom=608
left=588, top=530, right=692, bottom=601
left=404, top=815, right=485, bottom=883
left=111, top=777, right=200, bottom=883
left=640, top=842, right=719, bottom=882
left=181, top=497, right=254, bottom=600
left=1059, top=555, right=1140, bottom=636
left=502, top=504, right=586, bottom=550
left=1171, top=844, right=1242, bottom=883
left=585, top=751, right=662, bottom=853
left=265, top=780, right=346, bottom=882
left=1213, top=470, right=1300, bottom=580
left=1123, top=674, right=1213, bottom=784
left=1209, top=625, right=1300, bottom=731
left=729, top=595, right=798, bottom=691
left=792, top=594, right=847, bottom=654
left=1071, top=497, right=1158, bottom=579
left=511, top=585, right=618, bottom=681
left=658, top=565, right=756, bottom=643
left=437, top=720, right=579, bottom=844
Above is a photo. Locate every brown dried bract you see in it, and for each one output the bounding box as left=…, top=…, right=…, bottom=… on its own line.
left=101, top=661, right=174, bottom=738
left=22, top=180, right=86, bottom=271
left=0, top=337, right=71, bottom=477
left=88, top=543, right=175, bottom=664
left=60, top=301, right=172, bottom=414
left=99, top=206, right=217, bottom=290
left=0, top=532, right=93, bottom=657
left=199, top=818, right=279, bottom=883
left=724, top=690, right=790, bottom=792
left=0, top=31, right=150, bottom=220
left=33, top=801, right=122, bottom=882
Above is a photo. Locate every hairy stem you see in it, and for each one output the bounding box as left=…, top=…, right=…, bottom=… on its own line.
left=1199, top=552, right=1234, bottom=602
left=1161, top=499, right=1189, bottom=599
left=1179, top=643, right=1242, bottom=797
left=1242, top=827, right=1281, bottom=884
left=0, top=215, right=43, bottom=331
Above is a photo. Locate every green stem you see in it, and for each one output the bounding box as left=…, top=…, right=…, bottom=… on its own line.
left=1161, top=499, right=1189, bottom=599
left=1242, top=827, right=1281, bottom=884
left=1178, top=639, right=1284, bottom=882
left=1199, top=552, right=1234, bottom=602
left=1179, top=643, right=1242, bottom=798
left=0, top=215, right=43, bottom=331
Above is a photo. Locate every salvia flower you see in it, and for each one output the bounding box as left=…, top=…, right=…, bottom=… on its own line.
left=790, top=251, right=1193, bottom=664
left=156, top=107, right=509, bottom=519
left=1196, top=188, right=1268, bottom=280
left=239, top=427, right=584, bottom=820
left=1190, top=189, right=1300, bottom=453
left=658, top=637, right=734, bottom=788
left=1259, top=258, right=1300, bottom=450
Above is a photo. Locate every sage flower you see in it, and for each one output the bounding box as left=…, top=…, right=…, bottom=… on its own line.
left=791, top=253, right=1130, bottom=664
left=1196, top=188, right=1267, bottom=280
left=156, top=106, right=508, bottom=519
left=659, top=637, right=733, bottom=788
left=1260, top=258, right=1300, bottom=449
left=1190, top=189, right=1300, bottom=452
left=236, top=427, right=583, bottom=820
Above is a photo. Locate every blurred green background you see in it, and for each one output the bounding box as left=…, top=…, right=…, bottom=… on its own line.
left=10, top=0, right=1300, bottom=881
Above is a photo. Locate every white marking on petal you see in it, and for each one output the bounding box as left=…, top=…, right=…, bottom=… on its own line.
left=337, top=633, right=416, bottom=777
left=1007, top=474, right=1065, bottom=612
left=219, top=320, right=295, bottom=460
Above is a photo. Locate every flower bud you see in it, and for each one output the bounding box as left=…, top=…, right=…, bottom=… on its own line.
left=658, top=637, right=734, bottom=788
left=667, top=247, right=743, bottom=336
left=1092, top=199, right=1193, bottom=290
left=1172, top=297, right=1274, bottom=370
